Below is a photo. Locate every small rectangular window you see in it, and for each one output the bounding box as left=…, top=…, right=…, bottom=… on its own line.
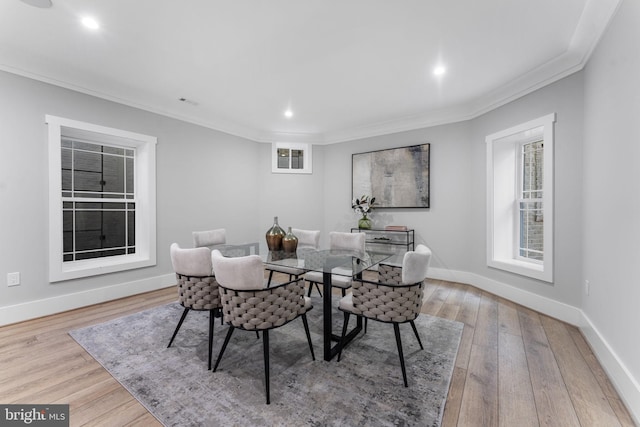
left=272, top=143, right=312, bottom=174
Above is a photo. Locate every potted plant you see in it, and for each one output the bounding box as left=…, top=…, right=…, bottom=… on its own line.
left=352, top=195, right=376, bottom=229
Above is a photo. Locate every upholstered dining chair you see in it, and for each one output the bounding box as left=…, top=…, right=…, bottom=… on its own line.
left=303, top=231, right=366, bottom=297
left=211, top=249, right=315, bottom=404
left=167, top=243, right=222, bottom=370
left=265, top=228, right=322, bottom=296
left=192, top=228, right=226, bottom=249
left=337, top=244, right=432, bottom=387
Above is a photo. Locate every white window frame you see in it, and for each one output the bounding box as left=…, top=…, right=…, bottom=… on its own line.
left=271, top=142, right=312, bottom=174
left=486, top=113, right=555, bottom=282
left=47, top=115, right=157, bottom=282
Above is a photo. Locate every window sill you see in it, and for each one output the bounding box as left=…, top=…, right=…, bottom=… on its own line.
left=488, top=258, right=552, bottom=283
left=50, top=254, right=155, bottom=282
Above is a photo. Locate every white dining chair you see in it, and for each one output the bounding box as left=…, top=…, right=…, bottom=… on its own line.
left=303, top=231, right=366, bottom=297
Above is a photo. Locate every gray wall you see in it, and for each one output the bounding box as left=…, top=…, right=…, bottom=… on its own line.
left=322, top=72, right=585, bottom=308
left=0, top=70, right=260, bottom=306
left=583, top=0, right=640, bottom=388
left=469, top=73, right=585, bottom=307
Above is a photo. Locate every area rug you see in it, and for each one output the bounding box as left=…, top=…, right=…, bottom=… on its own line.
left=70, top=297, right=463, bottom=427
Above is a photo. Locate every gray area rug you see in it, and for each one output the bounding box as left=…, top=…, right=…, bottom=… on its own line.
left=70, top=296, right=463, bottom=427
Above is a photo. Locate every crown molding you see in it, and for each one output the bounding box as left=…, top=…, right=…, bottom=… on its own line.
left=2, top=0, right=620, bottom=146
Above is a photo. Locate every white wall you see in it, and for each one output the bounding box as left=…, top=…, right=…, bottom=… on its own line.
left=582, top=0, right=640, bottom=414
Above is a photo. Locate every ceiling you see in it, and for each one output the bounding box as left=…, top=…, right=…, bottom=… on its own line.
left=0, top=0, right=620, bottom=144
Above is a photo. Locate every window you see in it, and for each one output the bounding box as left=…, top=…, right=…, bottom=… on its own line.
left=47, top=115, right=157, bottom=282
left=518, top=140, right=544, bottom=261
left=486, top=114, right=555, bottom=282
left=272, top=142, right=312, bottom=174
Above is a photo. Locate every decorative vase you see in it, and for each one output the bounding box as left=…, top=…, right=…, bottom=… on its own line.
left=358, top=215, right=372, bottom=230
left=265, top=216, right=286, bottom=251
left=282, top=227, right=298, bottom=253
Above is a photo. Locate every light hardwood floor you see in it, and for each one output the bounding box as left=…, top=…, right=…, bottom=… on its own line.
left=0, top=277, right=635, bottom=426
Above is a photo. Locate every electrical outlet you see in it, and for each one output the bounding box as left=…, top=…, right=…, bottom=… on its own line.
left=7, top=272, right=20, bottom=287
left=584, top=279, right=590, bottom=296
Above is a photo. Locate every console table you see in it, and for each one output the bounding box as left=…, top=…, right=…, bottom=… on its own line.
left=350, top=228, right=415, bottom=253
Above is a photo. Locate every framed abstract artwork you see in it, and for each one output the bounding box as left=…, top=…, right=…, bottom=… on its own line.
left=352, top=143, right=430, bottom=208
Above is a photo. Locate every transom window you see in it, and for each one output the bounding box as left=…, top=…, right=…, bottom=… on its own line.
left=271, top=142, right=312, bottom=174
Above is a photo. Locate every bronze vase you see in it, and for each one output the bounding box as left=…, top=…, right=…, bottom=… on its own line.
left=282, top=227, right=298, bottom=253
left=265, top=216, right=286, bottom=251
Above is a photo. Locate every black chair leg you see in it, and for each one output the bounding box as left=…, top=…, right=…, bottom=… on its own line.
left=314, top=283, right=323, bottom=297
left=263, top=329, right=270, bottom=404
left=409, top=320, right=424, bottom=350
left=267, top=270, right=275, bottom=287
left=213, top=326, right=235, bottom=372
left=341, top=288, right=346, bottom=297
left=301, top=314, right=315, bottom=361
left=307, top=281, right=313, bottom=297
left=208, top=309, right=215, bottom=370
left=337, top=312, right=351, bottom=362
left=364, top=317, right=368, bottom=334
left=167, top=307, right=190, bottom=348
left=393, top=323, right=408, bottom=387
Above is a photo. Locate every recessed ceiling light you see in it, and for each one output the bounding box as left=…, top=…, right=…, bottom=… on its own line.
left=20, top=0, right=52, bottom=8
left=284, top=109, right=293, bottom=118
left=81, top=16, right=100, bottom=30
left=433, top=66, right=446, bottom=76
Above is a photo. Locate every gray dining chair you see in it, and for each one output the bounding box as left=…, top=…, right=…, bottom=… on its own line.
left=193, top=228, right=226, bottom=249
left=337, top=244, right=432, bottom=387
left=167, top=243, right=222, bottom=370
left=211, top=249, right=315, bottom=404
left=265, top=228, right=322, bottom=296
left=303, top=231, right=366, bottom=297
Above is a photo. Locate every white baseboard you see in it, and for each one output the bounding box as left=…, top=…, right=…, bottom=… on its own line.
left=427, top=266, right=639, bottom=424
left=580, top=313, right=640, bottom=425
left=0, top=273, right=175, bottom=326
left=427, top=267, right=583, bottom=325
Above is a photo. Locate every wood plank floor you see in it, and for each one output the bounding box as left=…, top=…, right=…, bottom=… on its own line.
left=0, top=278, right=635, bottom=426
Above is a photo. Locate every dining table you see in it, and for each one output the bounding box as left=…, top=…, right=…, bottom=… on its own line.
left=212, top=241, right=398, bottom=361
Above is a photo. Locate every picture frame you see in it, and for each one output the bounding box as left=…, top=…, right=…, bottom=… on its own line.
left=352, top=143, right=430, bottom=208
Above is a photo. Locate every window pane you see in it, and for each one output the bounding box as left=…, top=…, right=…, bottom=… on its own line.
left=128, top=210, right=135, bottom=246
left=126, top=157, right=134, bottom=194
left=74, top=150, right=102, bottom=173
left=63, top=211, right=73, bottom=253
left=102, top=211, right=126, bottom=248
left=73, top=170, right=103, bottom=193
left=103, top=146, right=124, bottom=156
left=102, top=155, right=125, bottom=194
left=60, top=132, right=138, bottom=264
left=277, top=148, right=290, bottom=168
left=522, top=141, right=543, bottom=197
left=519, top=201, right=544, bottom=261
left=291, top=149, right=304, bottom=169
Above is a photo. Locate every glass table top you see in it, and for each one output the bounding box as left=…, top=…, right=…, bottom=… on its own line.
left=212, top=243, right=400, bottom=277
